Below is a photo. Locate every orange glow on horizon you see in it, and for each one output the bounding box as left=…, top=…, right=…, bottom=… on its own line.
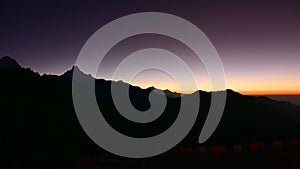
left=112, top=69, right=300, bottom=96
left=239, top=90, right=300, bottom=95
left=117, top=79, right=300, bottom=95
left=127, top=81, right=300, bottom=96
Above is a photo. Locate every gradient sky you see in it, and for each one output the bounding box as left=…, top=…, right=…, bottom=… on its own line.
left=1, top=0, right=300, bottom=94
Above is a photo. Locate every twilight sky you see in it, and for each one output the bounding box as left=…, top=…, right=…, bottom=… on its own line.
left=1, top=0, right=300, bottom=94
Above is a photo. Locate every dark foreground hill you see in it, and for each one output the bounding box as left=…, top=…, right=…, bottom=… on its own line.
left=1, top=56, right=300, bottom=168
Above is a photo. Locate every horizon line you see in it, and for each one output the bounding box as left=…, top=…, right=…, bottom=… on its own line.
left=2, top=56, right=300, bottom=96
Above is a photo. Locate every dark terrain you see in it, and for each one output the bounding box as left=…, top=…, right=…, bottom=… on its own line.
left=1, top=56, right=300, bottom=169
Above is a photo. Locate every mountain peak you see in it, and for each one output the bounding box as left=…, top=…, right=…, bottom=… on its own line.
left=61, top=66, right=95, bottom=80
left=0, top=56, right=21, bottom=70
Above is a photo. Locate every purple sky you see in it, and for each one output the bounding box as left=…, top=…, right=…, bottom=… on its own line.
left=1, top=0, right=300, bottom=94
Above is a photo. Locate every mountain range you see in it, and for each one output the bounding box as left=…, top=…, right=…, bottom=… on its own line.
left=1, top=56, right=300, bottom=168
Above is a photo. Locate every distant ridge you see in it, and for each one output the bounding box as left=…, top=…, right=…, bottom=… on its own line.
left=0, top=56, right=298, bottom=102
left=0, top=56, right=249, bottom=97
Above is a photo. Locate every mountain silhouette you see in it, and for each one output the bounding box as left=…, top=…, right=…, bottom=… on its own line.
left=0, top=56, right=21, bottom=70
left=1, top=56, right=300, bottom=168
